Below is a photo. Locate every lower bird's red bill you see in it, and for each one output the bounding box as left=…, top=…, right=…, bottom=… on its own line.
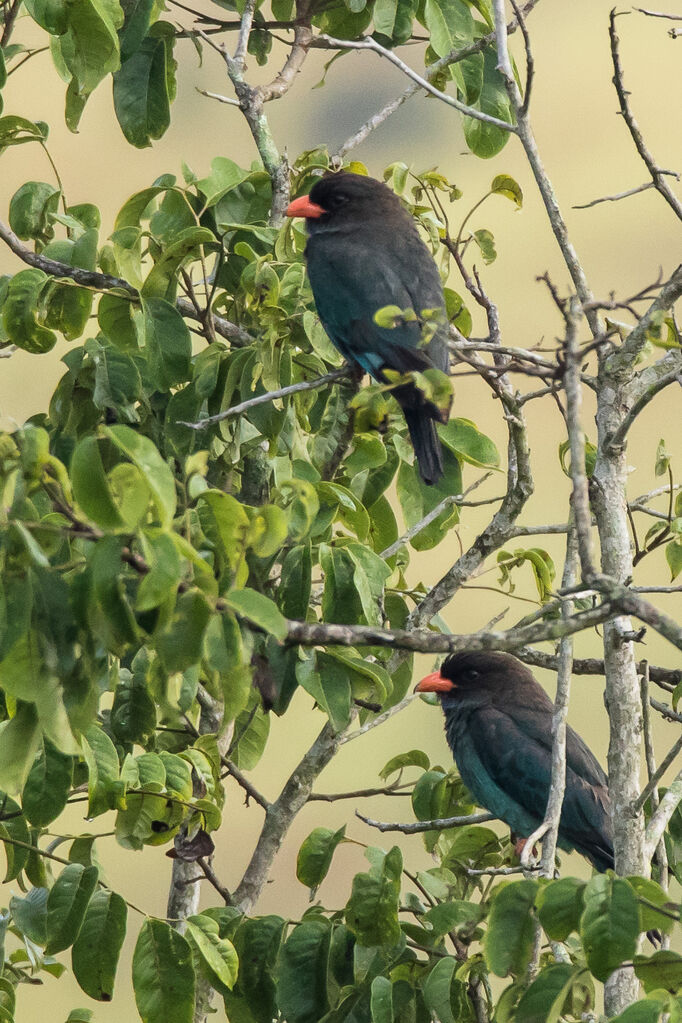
left=415, top=670, right=455, bottom=693
left=286, top=195, right=325, bottom=219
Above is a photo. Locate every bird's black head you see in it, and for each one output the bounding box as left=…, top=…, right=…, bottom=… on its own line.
left=285, top=172, right=403, bottom=228
left=415, top=650, right=535, bottom=702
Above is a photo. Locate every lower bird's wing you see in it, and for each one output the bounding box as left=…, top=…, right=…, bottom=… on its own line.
left=465, top=706, right=613, bottom=868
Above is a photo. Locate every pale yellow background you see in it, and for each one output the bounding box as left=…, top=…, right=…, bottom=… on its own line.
left=1, top=0, right=681, bottom=1018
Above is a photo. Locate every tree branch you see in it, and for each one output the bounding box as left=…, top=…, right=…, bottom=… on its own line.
left=356, top=810, right=495, bottom=834
left=609, top=9, right=682, bottom=222
left=179, top=367, right=349, bottom=429
left=311, top=33, right=518, bottom=132
left=232, top=721, right=341, bottom=913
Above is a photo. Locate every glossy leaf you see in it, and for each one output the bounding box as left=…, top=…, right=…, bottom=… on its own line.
left=72, top=889, right=127, bottom=1001
left=46, top=863, right=99, bottom=953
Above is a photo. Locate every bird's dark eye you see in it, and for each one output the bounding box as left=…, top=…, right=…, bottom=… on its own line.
left=466, top=668, right=480, bottom=681
left=329, top=193, right=349, bottom=209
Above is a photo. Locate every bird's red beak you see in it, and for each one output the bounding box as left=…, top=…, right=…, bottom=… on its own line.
left=286, top=195, right=325, bottom=219
left=415, top=670, right=455, bottom=694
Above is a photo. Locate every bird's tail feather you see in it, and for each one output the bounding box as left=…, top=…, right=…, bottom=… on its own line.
left=402, top=407, right=444, bottom=486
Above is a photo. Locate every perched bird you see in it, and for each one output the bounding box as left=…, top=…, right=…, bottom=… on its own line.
left=286, top=172, right=450, bottom=485
left=415, top=650, right=613, bottom=871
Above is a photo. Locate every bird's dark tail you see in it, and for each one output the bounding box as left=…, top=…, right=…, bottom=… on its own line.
left=402, top=406, right=444, bottom=486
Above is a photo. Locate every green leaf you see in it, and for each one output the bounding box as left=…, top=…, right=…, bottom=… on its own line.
left=0, top=793, right=30, bottom=881
left=422, top=957, right=457, bottom=1023
left=0, top=703, right=42, bottom=795
left=140, top=296, right=192, bottom=389
left=627, top=876, right=676, bottom=936
left=491, top=174, right=523, bottom=207
left=439, top=417, right=500, bottom=468
left=276, top=920, right=331, bottom=1023
left=230, top=700, right=270, bottom=770
left=24, top=0, right=69, bottom=34
left=97, top=292, right=139, bottom=350
left=370, top=974, right=394, bottom=1023
left=423, top=0, right=474, bottom=58
left=9, top=181, right=60, bottom=243
left=46, top=863, right=99, bottom=953
left=536, top=877, right=585, bottom=942
left=462, top=46, right=513, bottom=158
left=133, top=918, right=195, bottom=1023
left=666, top=541, right=682, bottom=582
left=71, top=436, right=125, bottom=530
left=141, top=227, right=216, bottom=300
left=197, top=157, right=245, bottom=208
left=634, top=951, right=682, bottom=995
left=1, top=268, right=56, bottom=353
left=156, top=589, right=211, bottom=673
left=655, top=439, right=670, bottom=478
left=82, top=723, right=124, bottom=818
left=514, top=964, right=588, bottom=1023
left=111, top=666, right=157, bottom=743
left=485, top=880, right=539, bottom=977
left=610, top=999, right=667, bottom=1023
left=119, top=0, right=155, bottom=60
left=296, top=652, right=352, bottom=730
left=345, top=847, right=403, bottom=947
left=296, top=826, right=346, bottom=888
left=223, top=588, right=288, bottom=640
left=10, top=886, right=48, bottom=944
left=579, top=874, right=639, bottom=982
left=90, top=535, right=139, bottom=652
left=423, top=899, right=484, bottom=937
left=22, top=740, right=73, bottom=827
left=379, top=750, right=430, bottom=781
left=278, top=545, right=312, bottom=619
left=72, top=889, right=127, bottom=1000
left=473, top=228, right=496, bottom=264
left=103, top=424, right=176, bottom=527
left=186, top=915, right=239, bottom=991
left=57, top=0, right=124, bottom=94
left=319, top=544, right=362, bottom=624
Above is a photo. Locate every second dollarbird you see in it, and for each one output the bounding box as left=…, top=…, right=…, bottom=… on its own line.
left=286, top=172, right=450, bottom=486
left=416, top=650, right=614, bottom=871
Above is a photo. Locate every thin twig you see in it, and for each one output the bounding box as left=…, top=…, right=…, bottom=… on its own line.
left=179, top=367, right=350, bottom=429
left=573, top=176, right=680, bottom=210
left=609, top=9, right=682, bottom=221
left=355, top=810, right=495, bottom=834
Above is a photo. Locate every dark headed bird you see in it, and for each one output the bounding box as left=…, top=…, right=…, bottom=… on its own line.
left=286, top=172, right=450, bottom=486
left=415, top=650, right=613, bottom=872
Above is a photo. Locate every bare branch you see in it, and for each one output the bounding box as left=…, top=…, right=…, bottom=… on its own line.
left=607, top=364, right=682, bottom=453
left=311, top=33, right=518, bottom=132
left=573, top=175, right=680, bottom=210
left=609, top=9, right=682, bottom=221
left=539, top=525, right=578, bottom=875
left=233, top=0, right=256, bottom=68
left=0, top=216, right=253, bottom=347
left=335, top=0, right=541, bottom=157
left=179, top=367, right=350, bottom=429
left=645, top=769, right=682, bottom=860
left=563, top=297, right=596, bottom=576
left=492, top=0, right=598, bottom=337
left=232, top=722, right=340, bottom=913
left=379, top=473, right=493, bottom=559
left=634, top=6, right=682, bottom=18
left=356, top=810, right=495, bottom=834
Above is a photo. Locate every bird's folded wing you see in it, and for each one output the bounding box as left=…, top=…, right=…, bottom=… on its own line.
left=467, top=706, right=611, bottom=848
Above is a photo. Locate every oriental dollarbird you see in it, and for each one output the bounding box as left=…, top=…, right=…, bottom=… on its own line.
left=286, top=172, right=450, bottom=486
left=415, top=650, right=613, bottom=871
